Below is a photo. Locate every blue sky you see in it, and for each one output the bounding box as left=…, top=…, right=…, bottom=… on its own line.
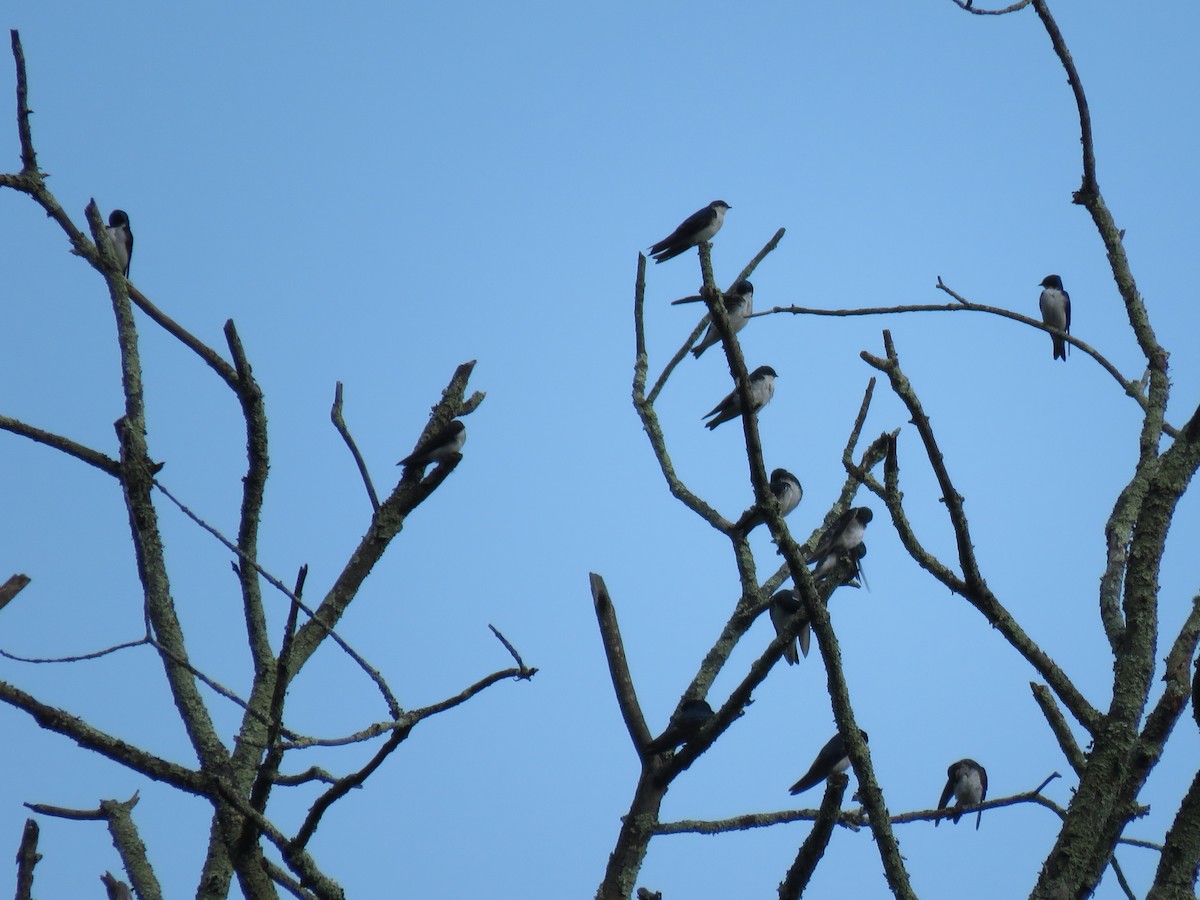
left=2, top=2, right=1198, bottom=897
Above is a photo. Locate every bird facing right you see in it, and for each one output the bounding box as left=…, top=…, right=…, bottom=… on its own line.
left=648, top=200, right=731, bottom=264
left=398, top=420, right=467, bottom=469
left=702, top=365, right=777, bottom=430
left=1038, top=275, right=1071, bottom=361
left=736, top=467, right=802, bottom=536
left=689, top=280, right=754, bottom=359
left=789, top=730, right=869, bottom=795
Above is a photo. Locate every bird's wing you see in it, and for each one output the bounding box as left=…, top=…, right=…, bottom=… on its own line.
left=810, top=509, right=853, bottom=561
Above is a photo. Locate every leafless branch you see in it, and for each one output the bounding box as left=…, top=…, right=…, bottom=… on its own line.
left=778, top=773, right=847, bottom=900
left=488, top=624, right=536, bottom=677
left=13, top=818, right=39, bottom=900
left=0, top=415, right=122, bottom=475
left=0, top=574, right=30, bottom=612
left=0, top=637, right=149, bottom=664
left=330, top=382, right=380, bottom=511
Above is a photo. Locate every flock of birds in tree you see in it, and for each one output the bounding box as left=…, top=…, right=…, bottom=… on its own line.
left=96, top=198, right=1077, bottom=826
left=634, top=199, right=1056, bottom=826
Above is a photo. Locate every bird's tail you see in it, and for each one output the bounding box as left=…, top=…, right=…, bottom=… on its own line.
left=1053, top=335, right=1067, bottom=361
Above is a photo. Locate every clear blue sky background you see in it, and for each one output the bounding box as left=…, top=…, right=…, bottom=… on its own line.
left=2, top=2, right=1198, bottom=898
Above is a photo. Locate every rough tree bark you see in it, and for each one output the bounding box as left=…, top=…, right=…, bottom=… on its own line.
left=592, top=3, right=1200, bottom=898
left=0, top=30, right=534, bottom=899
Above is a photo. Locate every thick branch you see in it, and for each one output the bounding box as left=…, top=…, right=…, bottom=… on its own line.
left=0, top=574, right=31, bottom=612
left=778, top=775, right=847, bottom=900
left=14, top=818, right=39, bottom=900
left=0, top=680, right=208, bottom=793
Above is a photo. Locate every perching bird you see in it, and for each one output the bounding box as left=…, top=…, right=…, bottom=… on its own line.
left=688, top=281, right=754, bottom=359
left=648, top=201, right=731, bottom=264
left=397, top=420, right=466, bottom=468
left=937, top=758, right=988, bottom=829
left=843, top=542, right=869, bottom=590
left=703, top=365, right=777, bottom=430
left=810, top=507, right=873, bottom=577
left=737, top=468, right=802, bottom=536
left=645, top=699, right=714, bottom=754
left=789, top=730, right=869, bottom=795
left=106, top=210, right=133, bottom=277
left=1038, top=275, right=1071, bottom=361
left=769, top=589, right=810, bottom=664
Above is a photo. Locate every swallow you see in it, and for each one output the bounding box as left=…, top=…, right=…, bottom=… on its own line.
left=397, top=420, right=466, bottom=468
left=703, top=365, right=777, bottom=430
left=769, top=589, right=810, bottom=664
left=648, top=201, right=731, bottom=264
left=1038, top=275, right=1071, bottom=361
left=106, top=210, right=133, bottom=277
left=688, top=281, right=754, bottom=359
left=810, top=507, right=873, bottom=577
left=737, top=468, right=802, bottom=536
left=937, top=758, right=988, bottom=829
left=843, top=543, right=869, bottom=589
left=644, top=698, right=714, bottom=754
left=789, top=730, right=868, bottom=795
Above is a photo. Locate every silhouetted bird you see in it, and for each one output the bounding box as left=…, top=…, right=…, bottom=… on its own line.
left=398, top=420, right=466, bottom=468
left=937, top=758, right=988, bottom=829
left=789, top=730, right=869, bottom=795
left=645, top=699, right=714, bottom=754
left=1038, top=275, right=1071, bottom=361
left=648, top=201, right=731, bottom=264
left=106, top=209, right=133, bottom=276
left=703, top=366, right=777, bottom=430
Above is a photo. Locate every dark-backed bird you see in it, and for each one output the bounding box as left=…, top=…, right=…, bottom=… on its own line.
left=689, top=281, right=754, bottom=359
left=398, top=420, right=466, bottom=468
left=703, top=365, right=777, bottom=430
left=1038, top=275, right=1071, bottom=361
left=937, top=758, right=988, bottom=829
left=810, top=507, right=873, bottom=577
left=645, top=699, right=714, bottom=754
left=769, top=589, right=810, bottom=664
left=737, top=468, right=802, bottom=536
left=648, top=201, right=731, bottom=264
left=106, top=210, right=133, bottom=277
left=789, top=730, right=868, bottom=795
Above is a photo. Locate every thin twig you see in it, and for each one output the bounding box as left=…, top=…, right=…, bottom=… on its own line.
left=0, top=637, right=149, bottom=664
left=153, top=479, right=401, bottom=716
left=488, top=624, right=536, bottom=677
left=330, top=382, right=379, bottom=512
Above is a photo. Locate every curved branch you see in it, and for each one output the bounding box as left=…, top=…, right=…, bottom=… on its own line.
left=0, top=415, right=122, bottom=475
left=758, top=291, right=1176, bottom=436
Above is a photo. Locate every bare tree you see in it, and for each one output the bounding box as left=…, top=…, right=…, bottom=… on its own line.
left=0, top=30, right=534, bottom=899
left=593, top=3, right=1200, bottom=898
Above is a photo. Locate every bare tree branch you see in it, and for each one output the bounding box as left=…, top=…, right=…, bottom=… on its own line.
left=330, top=382, right=379, bottom=512
left=0, top=574, right=30, bottom=613
left=778, top=773, right=847, bottom=900
left=13, top=818, right=39, bottom=900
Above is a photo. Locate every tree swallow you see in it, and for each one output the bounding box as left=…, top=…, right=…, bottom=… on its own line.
left=1038, top=275, right=1071, bottom=361
left=648, top=201, right=731, bottom=264
left=703, top=365, right=777, bottom=430
left=397, top=420, right=466, bottom=468
left=644, top=698, right=714, bottom=754
left=737, top=468, right=802, bottom=536
left=810, top=507, right=873, bottom=577
left=106, top=209, right=133, bottom=277
left=689, top=281, right=754, bottom=359
left=789, top=730, right=869, bottom=795
left=769, top=588, right=810, bottom=664
left=936, top=758, right=988, bottom=829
